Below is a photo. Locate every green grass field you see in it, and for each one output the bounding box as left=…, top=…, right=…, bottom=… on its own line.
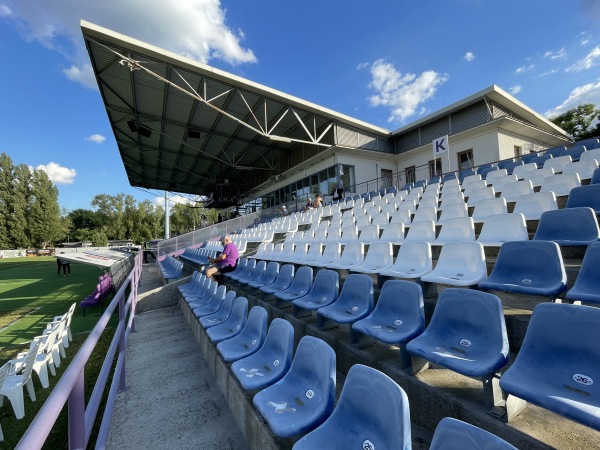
left=0, top=257, right=119, bottom=448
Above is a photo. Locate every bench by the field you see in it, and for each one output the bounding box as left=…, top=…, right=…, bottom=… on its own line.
left=80, top=274, right=113, bottom=316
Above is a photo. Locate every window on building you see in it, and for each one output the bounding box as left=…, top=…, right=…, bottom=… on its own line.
left=339, top=164, right=355, bottom=191
left=428, top=159, right=442, bottom=178
left=405, top=166, right=416, bottom=184
left=381, top=169, right=393, bottom=189
left=457, top=150, right=474, bottom=170
left=514, top=145, right=522, bottom=158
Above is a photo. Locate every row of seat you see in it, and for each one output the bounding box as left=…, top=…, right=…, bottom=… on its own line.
left=179, top=274, right=521, bottom=447
left=158, top=255, right=183, bottom=282
left=0, top=303, right=75, bottom=441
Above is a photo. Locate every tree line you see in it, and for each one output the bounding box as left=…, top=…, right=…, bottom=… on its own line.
left=0, top=152, right=222, bottom=250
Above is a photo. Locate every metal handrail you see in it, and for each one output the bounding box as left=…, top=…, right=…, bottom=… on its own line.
left=16, top=251, right=143, bottom=450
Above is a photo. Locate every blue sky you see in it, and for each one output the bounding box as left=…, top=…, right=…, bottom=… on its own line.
left=1, top=0, right=600, bottom=212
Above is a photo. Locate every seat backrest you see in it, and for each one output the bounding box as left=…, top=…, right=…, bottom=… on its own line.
left=500, top=179, right=534, bottom=202
left=241, top=306, right=268, bottom=343
left=286, top=266, right=313, bottom=294
left=580, top=148, right=600, bottom=163
left=512, top=191, right=558, bottom=220
left=560, top=145, right=587, bottom=162
left=430, top=417, right=518, bottom=450
left=305, top=269, right=339, bottom=303
left=361, top=242, right=393, bottom=267
left=513, top=162, right=538, bottom=179
left=567, top=241, right=600, bottom=301
left=412, top=206, right=437, bottom=223
left=404, top=220, right=436, bottom=243
left=272, top=264, right=295, bottom=289
left=466, top=186, right=496, bottom=206
left=540, top=172, right=581, bottom=196
left=435, top=217, right=475, bottom=243
left=530, top=153, right=553, bottom=167
left=437, top=202, right=468, bottom=224
left=485, top=169, right=508, bottom=184
left=261, top=318, right=294, bottom=370
left=295, top=364, right=411, bottom=450
left=390, top=209, right=412, bottom=225
left=503, top=160, right=524, bottom=175
left=566, top=184, right=600, bottom=214
left=380, top=222, right=405, bottom=242
left=21, top=340, right=41, bottom=382
left=543, top=154, right=573, bottom=173
left=491, top=174, right=519, bottom=193
left=533, top=207, right=600, bottom=245
left=337, top=242, right=364, bottom=266
left=417, top=196, right=438, bottom=209
left=391, top=241, right=432, bottom=275
left=358, top=224, right=380, bottom=243
left=471, top=197, right=508, bottom=222
left=332, top=274, right=374, bottom=311
left=374, top=280, right=425, bottom=333
left=462, top=179, right=487, bottom=197
left=520, top=152, right=538, bottom=164
left=545, top=146, right=566, bottom=158
left=477, top=213, right=528, bottom=244
left=593, top=167, right=600, bottom=184
left=433, top=241, right=486, bottom=276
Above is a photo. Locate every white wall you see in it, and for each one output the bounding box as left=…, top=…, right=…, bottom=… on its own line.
left=336, top=154, right=397, bottom=185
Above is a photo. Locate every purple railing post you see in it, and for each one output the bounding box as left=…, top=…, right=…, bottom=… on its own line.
left=118, top=288, right=127, bottom=392
left=68, top=370, right=86, bottom=450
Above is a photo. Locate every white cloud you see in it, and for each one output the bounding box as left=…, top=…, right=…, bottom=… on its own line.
left=515, top=64, right=535, bottom=73
left=85, top=134, right=106, bottom=143
left=154, top=193, right=202, bottom=207
left=543, top=47, right=566, bottom=60
left=367, top=59, right=448, bottom=123
left=544, top=79, right=600, bottom=117
left=539, top=68, right=559, bottom=77
left=63, top=64, right=98, bottom=90
left=566, top=46, right=600, bottom=72
left=34, top=162, right=76, bottom=184
left=464, top=52, right=475, bottom=62
left=509, top=85, right=522, bottom=95
left=356, top=62, right=370, bottom=70
left=577, top=32, right=590, bottom=46
left=2, top=0, right=256, bottom=88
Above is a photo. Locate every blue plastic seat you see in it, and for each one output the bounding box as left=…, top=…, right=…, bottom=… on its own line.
left=529, top=153, right=553, bottom=168
left=406, top=288, right=509, bottom=410
left=545, top=146, right=566, bottom=158
left=229, top=259, right=256, bottom=282
left=478, top=166, right=498, bottom=180
left=316, top=274, right=374, bottom=330
left=592, top=167, right=600, bottom=184
left=442, top=173, right=458, bottom=182
left=430, top=417, right=517, bottom=450
left=260, top=264, right=295, bottom=295
left=238, top=260, right=266, bottom=287
left=231, top=318, right=294, bottom=391
left=182, top=276, right=210, bottom=303
left=533, top=207, right=600, bottom=246
left=216, top=306, right=268, bottom=362
left=273, top=266, right=313, bottom=306
left=520, top=152, right=538, bottom=164
left=351, top=280, right=424, bottom=369
left=502, top=160, right=524, bottom=175
left=178, top=271, right=202, bottom=295
left=253, top=336, right=336, bottom=438
left=193, top=289, right=233, bottom=318
left=187, top=280, right=218, bottom=308
left=400, top=182, right=414, bottom=192
left=565, top=241, right=600, bottom=304
left=248, top=261, right=279, bottom=289
left=560, top=145, right=587, bottom=162
left=223, top=257, right=247, bottom=279
left=189, top=284, right=225, bottom=311
left=291, top=270, right=339, bottom=318
left=459, top=168, right=476, bottom=182
left=206, top=297, right=248, bottom=343
left=479, top=241, right=567, bottom=297
left=414, top=179, right=427, bottom=189
left=292, top=364, right=411, bottom=450
left=565, top=185, right=600, bottom=215
left=199, top=292, right=236, bottom=328
left=500, top=303, right=600, bottom=429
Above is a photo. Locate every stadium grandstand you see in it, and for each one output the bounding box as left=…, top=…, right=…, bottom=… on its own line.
left=13, top=20, right=600, bottom=449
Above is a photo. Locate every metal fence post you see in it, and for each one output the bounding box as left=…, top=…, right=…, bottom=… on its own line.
left=68, top=370, right=86, bottom=450
left=118, top=292, right=127, bottom=392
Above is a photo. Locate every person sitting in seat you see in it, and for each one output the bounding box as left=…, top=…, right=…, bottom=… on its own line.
left=304, top=197, right=313, bottom=212
left=279, top=205, right=289, bottom=217
left=313, top=194, right=323, bottom=208
left=205, top=235, right=239, bottom=281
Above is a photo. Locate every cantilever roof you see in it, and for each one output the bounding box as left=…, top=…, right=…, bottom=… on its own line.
left=81, top=20, right=389, bottom=206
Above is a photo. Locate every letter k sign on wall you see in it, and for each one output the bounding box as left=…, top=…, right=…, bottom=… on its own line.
left=433, top=135, right=449, bottom=156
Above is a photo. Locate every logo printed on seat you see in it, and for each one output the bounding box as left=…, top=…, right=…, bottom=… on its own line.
left=521, top=279, right=532, bottom=285
left=306, top=390, right=314, bottom=399
left=273, top=359, right=280, bottom=366
left=573, top=373, right=594, bottom=386
left=251, top=339, right=257, bottom=345
left=459, top=339, right=472, bottom=347
left=394, top=319, right=402, bottom=325
left=351, top=306, right=358, bottom=312
left=362, top=440, right=375, bottom=450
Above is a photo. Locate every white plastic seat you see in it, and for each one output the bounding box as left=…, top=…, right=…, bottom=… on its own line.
left=462, top=179, right=487, bottom=198
left=417, top=196, right=438, bottom=209
left=437, top=202, right=468, bottom=224
left=323, top=228, right=341, bottom=244
left=341, top=216, right=356, bottom=228
left=404, top=220, right=436, bottom=243
left=296, top=243, right=323, bottom=265
left=355, top=215, right=372, bottom=229
left=311, top=243, right=342, bottom=268
left=471, top=197, right=508, bottom=223
left=390, top=209, right=412, bottom=226
left=434, top=217, right=475, bottom=244
left=287, top=243, right=309, bottom=263
left=14, top=326, right=60, bottom=389
left=339, top=225, right=359, bottom=244
left=543, top=155, right=572, bottom=173
left=371, top=212, right=390, bottom=228
left=513, top=192, right=558, bottom=220
left=1, top=341, right=40, bottom=419
left=421, top=242, right=488, bottom=287
left=397, top=199, right=416, bottom=213
left=327, top=242, right=365, bottom=270
left=366, top=206, right=381, bottom=217
left=461, top=174, right=482, bottom=187
left=562, top=159, right=599, bottom=180
left=440, top=183, right=462, bottom=198
left=412, top=206, right=438, bottom=224
left=380, top=203, right=398, bottom=216
left=490, top=174, right=518, bottom=193
left=467, top=186, right=496, bottom=206
left=380, top=241, right=433, bottom=279
left=309, top=229, right=326, bottom=243
left=442, top=178, right=460, bottom=189
left=421, top=187, right=439, bottom=199
left=540, top=173, right=581, bottom=197
left=500, top=180, right=534, bottom=203
left=439, top=192, right=465, bottom=209
left=513, top=162, right=538, bottom=180
left=351, top=242, right=394, bottom=274
left=477, top=213, right=529, bottom=246
left=580, top=148, right=600, bottom=163
left=523, top=166, right=555, bottom=187
left=485, top=169, right=508, bottom=185
left=357, top=224, right=380, bottom=244
left=380, top=222, right=405, bottom=243
left=317, top=221, right=330, bottom=230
